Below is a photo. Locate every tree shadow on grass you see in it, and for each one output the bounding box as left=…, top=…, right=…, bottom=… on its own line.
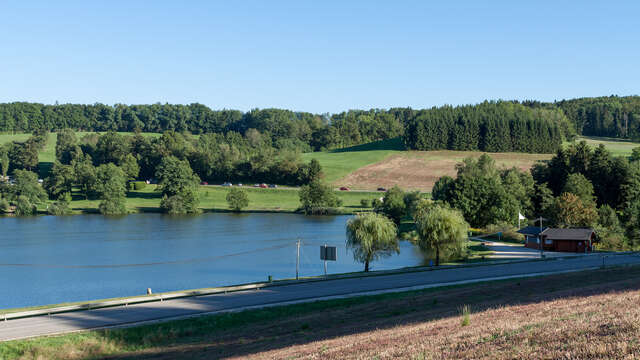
left=126, top=191, right=162, bottom=200
left=37, top=161, right=53, bottom=179
left=330, top=137, right=405, bottom=153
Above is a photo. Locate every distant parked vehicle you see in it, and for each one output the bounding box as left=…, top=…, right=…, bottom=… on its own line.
left=222, top=182, right=232, bottom=187
left=253, top=184, right=261, bottom=187
left=259, top=183, right=268, bottom=188
left=339, top=186, right=350, bottom=191
left=200, top=181, right=208, bottom=185
left=377, top=187, right=387, bottom=192
left=237, top=183, right=243, bottom=187
left=268, top=184, right=278, bottom=188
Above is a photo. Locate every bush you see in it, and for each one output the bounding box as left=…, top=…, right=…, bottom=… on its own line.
left=0, top=198, right=9, bottom=213
left=299, top=180, right=341, bottom=215
left=226, top=188, right=249, bottom=211
left=160, top=192, right=201, bottom=215
left=15, top=196, right=37, bottom=216
left=128, top=181, right=146, bottom=191
left=486, top=221, right=523, bottom=242
left=360, top=199, right=371, bottom=208
left=47, top=199, right=71, bottom=215
left=372, top=198, right=383, bottom=209
left=99, top=198, right=127, bottom=215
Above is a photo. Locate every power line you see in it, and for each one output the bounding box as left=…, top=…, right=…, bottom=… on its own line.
left=0, top=243, right=292, bottom=269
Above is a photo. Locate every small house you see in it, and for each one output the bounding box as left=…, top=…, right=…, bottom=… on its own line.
left=517, top=226, right=547, bottom=249
left=540, top=228, right=595, bottom=253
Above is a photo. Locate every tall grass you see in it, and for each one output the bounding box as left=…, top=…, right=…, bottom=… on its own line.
left=459, top=304, right=471, bottom=326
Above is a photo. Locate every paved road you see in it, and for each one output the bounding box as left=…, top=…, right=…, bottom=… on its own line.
left=482, top=240, right=576, bottom=259
left=2, top=253, right=639, bottom=342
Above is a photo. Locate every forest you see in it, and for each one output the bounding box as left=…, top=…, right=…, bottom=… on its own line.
left=1, top=96, right=639, bottom=155
left=402, top=101, right=571, bottom=153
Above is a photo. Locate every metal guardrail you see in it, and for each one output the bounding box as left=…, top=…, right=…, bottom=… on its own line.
left=2, top=250, right=637, bottom=322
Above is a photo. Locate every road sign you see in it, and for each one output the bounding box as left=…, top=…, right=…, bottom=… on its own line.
left=320, top=245, right=337, bottom=261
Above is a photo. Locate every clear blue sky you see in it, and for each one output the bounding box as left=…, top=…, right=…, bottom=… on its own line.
left=1, top=0, right=638, bottom=113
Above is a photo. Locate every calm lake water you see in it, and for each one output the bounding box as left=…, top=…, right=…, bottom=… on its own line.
left=0, top=213, right=425, bottom=309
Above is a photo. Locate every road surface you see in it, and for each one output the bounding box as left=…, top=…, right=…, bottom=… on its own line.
left=482, top=240, right=575, bottom=259
left=1, top=253, right=639, bottom=342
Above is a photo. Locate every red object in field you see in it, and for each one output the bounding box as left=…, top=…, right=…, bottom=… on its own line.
left=339, top=186, right=350, bottom=191
left=260, top=183, right=268, bottom=188
left=200, top=181, right=208, bottom=185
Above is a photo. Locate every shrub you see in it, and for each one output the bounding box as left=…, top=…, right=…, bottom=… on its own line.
left=128, top=181, right=146, bottom=191
left=160, top=192, right=201, bottom=215
left=486, top=221, right=523, bottom=242
left=15, top=196, right=37, bottom=216
left=0, top=198, right=9, bottom=213
left=372, top=198, right=383, bottom=209
left=360, top=199, right=371, bottom=208
left=299, top=180, right=341, bottom=215
left=47, top=200, right=71, bottom=215
left=226, top=188, right=249, bottom=211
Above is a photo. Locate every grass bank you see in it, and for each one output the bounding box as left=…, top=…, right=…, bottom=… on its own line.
left=2, top=265, right=640, bottom=359
left=43, top=185, right=381, bottom=215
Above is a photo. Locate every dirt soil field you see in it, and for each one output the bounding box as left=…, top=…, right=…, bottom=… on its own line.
left=106, top=266, right=640, bottom=360
left=338, top=151, right=553, bottom=192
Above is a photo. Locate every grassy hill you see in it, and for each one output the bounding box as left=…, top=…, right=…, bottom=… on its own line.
left=301, top=138, right=404, bottom=183
left=2, top=265, right=638, bottom=359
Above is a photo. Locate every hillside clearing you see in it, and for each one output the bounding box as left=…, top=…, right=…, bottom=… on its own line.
left=571, top=136, right=640, bottom=156
left=2, top=266, right=639, bottom=359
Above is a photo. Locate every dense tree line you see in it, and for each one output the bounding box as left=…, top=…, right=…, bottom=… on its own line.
left=554, top=96, right=640, bottom=139
left=3, top=97, right=640, bottom=154
left=403, top=101, right=571, bottom=153
left=0, top=103, right=404, bottom=152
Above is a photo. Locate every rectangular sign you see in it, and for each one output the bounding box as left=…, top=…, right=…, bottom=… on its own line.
left=320, top=245, right=337, bottom=261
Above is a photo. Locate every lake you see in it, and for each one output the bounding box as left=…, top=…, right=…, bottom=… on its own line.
left=0, top=213, right=425, bottom=309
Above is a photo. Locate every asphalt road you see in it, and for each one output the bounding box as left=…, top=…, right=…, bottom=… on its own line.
left=2, top=253, right=639, bottom=342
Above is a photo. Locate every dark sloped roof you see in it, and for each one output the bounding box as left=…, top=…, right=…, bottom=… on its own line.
left=541, top=228, right=594, bottom=240
left=517, top=226, right=547, bottom=236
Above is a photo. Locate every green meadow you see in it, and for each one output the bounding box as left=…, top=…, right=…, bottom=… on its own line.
left=61, top=185, right=379, bottom=215
left=301, top=138, right=404, bottom=183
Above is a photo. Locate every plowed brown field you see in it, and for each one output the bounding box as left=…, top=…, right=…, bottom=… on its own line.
left=338, top=151, right=553, bottom=191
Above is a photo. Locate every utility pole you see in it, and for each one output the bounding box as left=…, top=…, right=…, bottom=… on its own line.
left=296, top=238, right=300, bottom=280
left=539, top=216, right=544, bottom=258
left=324, top=243, right=328, bottom=277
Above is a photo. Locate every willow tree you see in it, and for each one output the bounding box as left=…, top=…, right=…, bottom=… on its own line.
left=346, top=212, right=398, bottom=272
left=415, top=205, right=468, bottom=266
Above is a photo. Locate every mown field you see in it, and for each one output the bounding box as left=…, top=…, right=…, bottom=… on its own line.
left=2, top=266, right=639, bottom=359
left=49, top=185, right=379, bottom=214
left=571, top=135, right=640, bottom=156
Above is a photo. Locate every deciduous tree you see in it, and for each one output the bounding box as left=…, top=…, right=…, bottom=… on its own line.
left=346, top=212, right=398, bottom=272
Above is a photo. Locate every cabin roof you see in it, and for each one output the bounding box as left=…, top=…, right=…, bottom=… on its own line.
left=540, top=228, right=594, bottom=240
